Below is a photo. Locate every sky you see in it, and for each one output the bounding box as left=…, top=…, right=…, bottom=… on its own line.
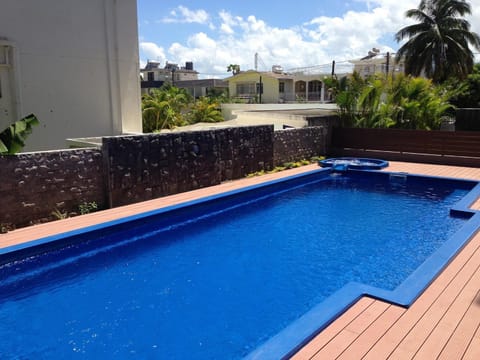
left=136, top=0, right=480, bottom=78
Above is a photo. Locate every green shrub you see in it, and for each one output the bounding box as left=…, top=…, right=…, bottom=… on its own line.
left=79, top=201, right=98, bottom=215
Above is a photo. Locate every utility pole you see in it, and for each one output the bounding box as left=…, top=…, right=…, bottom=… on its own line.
left=386, top=52, right=390, bottom=76
left=258, top=76, right=263, bottom=103
left=331, top=60, right=335, bottom=77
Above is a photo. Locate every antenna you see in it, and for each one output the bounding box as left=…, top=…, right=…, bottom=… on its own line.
left=254, top=53, right=268, bottom=71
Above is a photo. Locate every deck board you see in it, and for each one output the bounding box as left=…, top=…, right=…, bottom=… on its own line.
left=336, top=305, right=405, bottom=360
left=310, top=301, right=391, bottom=359
left=2, top=161, right=480, bottom=359
left=437, top=290, right=480, bottom=359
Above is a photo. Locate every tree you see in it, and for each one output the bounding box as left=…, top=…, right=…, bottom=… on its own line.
left=446, top=63, right=480, bottom=108
left=186, top=97, right=224, bottom=124
left=333, top=74, right=453, bottom=130
left=227, top=64, right=241, bottom=75
left=334, top=72, right=366, bottom=127
left=141, top=85, right=191, bottom=132
left=395, top=0, right=480, bottom=83
left=0, top=114, right=39, bottom=155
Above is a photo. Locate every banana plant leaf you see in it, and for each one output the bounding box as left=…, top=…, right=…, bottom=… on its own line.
left=0, top=114, right=39, bottom=155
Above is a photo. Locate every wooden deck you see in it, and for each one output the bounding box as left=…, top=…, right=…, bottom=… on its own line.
left=1, top=161, right=480, bottom=359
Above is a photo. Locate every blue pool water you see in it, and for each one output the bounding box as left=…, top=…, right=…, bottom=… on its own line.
left=0, top=171, right=477, bottom=359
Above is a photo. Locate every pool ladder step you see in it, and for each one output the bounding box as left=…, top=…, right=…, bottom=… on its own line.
left=389, top=172, right=408, bottom=183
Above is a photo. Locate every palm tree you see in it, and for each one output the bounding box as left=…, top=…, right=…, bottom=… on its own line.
left=187, top=97, right=224, bottom=124
left=141, top=85, right=191, bottom=132
left=395, top=0, right=480, bottom=83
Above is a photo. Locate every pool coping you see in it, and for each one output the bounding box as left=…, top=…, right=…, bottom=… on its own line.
left=1, top=164, right=480, bottom=359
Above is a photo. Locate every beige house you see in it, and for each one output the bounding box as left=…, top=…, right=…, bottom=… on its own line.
left=227, top=68, right=330, bottom=103
left=0, top=0, right=142, bottom=151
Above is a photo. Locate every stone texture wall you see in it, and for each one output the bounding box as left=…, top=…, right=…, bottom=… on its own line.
left=273, top=127, right=326, bottom=166
left=104, top=125, right=274, bottom=207
left=216, top=126, right=274, bottom=180
left=1, top=125, right=328, bottom=229
left=0, top=149, right=105, bottom=229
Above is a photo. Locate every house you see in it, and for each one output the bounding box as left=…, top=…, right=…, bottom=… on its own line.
left=349, top=48, right=405, bottom=78
left=140, top=60, right=227, bottom=98
left=0, top=0, right=142, bottom=151
left=226, top=67, right=330, bottom=103
left=140, top=60, right=199, bottom=91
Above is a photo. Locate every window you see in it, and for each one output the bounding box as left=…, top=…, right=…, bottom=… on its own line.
left=236, top=82, right=256, bottom=95
left=147, top=72, right=154, bottom=81
left=279, top=82, right=285, bottom=93
left=308, top=80, right=321, bottom=92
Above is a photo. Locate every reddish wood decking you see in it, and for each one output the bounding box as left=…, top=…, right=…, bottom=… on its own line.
left=1, top=161, right=480, bottom=359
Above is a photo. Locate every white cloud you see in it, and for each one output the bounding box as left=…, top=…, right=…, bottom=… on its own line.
left=162, top=6, right=210, bottom=25
left=140, top=0, right=480, bottom=77
left=139, top=42, right=166, bottom=65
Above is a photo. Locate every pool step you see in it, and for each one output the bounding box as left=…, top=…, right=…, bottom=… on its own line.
left=389, top=172, right=408, bottom=184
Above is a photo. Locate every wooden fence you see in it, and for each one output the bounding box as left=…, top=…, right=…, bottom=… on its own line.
left=330, top=128, right=480, bottom=166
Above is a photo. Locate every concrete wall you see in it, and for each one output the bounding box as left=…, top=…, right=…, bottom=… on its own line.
left=222, top=103, right=337, bottom=121
left=0, top=149, right=105, bottom=229
left=0, top=0, right=142, bottom=151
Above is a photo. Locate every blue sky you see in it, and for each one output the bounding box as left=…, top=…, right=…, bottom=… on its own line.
left=137, top=0, right=480, bottom=78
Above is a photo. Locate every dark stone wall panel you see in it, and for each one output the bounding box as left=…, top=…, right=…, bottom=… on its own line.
left=0, top=149, right=106, bottom=229
left=273, top=127, right=326, bottom=166
left=104, top=126, right=274, bottom=207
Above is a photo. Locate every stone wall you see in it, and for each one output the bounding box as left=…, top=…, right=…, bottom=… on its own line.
left=273, top=127, right=325, bottom=166
left=1, top=125, right=327, bottom=229
left=216, top=126, right=274, bottom=180
left=0, top=149, right=105, bottom=229
left=104, top=126, right=274, bottom=207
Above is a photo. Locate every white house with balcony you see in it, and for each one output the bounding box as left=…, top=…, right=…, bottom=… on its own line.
left=349, top=48, right=405, bottom=78
left=0, top=0, right=142, bottom=151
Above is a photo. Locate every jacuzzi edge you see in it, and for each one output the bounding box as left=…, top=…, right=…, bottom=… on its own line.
left=245, top=172, right=480, bottom=360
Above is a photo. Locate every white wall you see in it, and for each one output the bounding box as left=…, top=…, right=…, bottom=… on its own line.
left=0, top=0, right=142, bottom=151
left=222, top=103, right=337, bottom=120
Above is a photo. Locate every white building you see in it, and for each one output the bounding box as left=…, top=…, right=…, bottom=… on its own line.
left=140, top=61, right=199, bottom=84
left=0, top=0, right=142, bottom=151
left=349, top=48, right=405, bottom=78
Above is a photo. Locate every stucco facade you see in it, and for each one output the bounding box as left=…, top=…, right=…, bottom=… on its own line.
left=227, top=70, right=329, bottom=103
left=0, top=0, right=142, bottom=151
left=349, top=52, right=405, bottom=78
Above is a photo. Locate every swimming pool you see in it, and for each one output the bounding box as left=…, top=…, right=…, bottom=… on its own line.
left=1, top=169, right=479, bottom=359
